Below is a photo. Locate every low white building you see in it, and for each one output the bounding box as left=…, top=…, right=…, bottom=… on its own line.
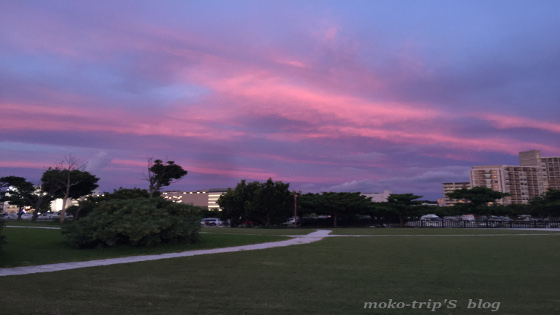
left=362, top=190, right=391, bottom=203
left=161, top=189, right=228, bottom=211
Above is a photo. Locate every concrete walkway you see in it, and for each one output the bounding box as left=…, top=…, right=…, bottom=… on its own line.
left=0, top=229, right=332, bottom=277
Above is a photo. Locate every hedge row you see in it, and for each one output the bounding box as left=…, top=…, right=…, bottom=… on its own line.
left=61, top=198, right=201, bottom=249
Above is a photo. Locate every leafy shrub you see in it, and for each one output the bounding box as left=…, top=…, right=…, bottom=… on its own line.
left=69, top=188, right=152, bottom=220
left=0, top=218, right=6, bottom=250
left=61, top=198, right=202, bottom=249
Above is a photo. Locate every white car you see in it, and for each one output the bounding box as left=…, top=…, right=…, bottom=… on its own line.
left=37, top=212, right=55, bottom=221
left=201, top=218, right=223, bottom=226
left=283, top=217, right=300, bottom=226
left=20, top=213, right=33, bottom=220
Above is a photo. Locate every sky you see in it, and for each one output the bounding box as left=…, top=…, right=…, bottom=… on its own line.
left=1, top=1, right=559, bottom=201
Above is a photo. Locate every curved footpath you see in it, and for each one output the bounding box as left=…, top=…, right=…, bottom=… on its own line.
left=0, top=229, right=332, bottom=277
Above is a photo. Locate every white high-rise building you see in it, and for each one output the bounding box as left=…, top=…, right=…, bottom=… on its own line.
left=442, top=182, right=471, bottom=206
left=468, top=150, right=558, bottom=205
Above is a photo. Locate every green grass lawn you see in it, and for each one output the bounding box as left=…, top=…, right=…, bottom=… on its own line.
left=0, top=226, right=288, bottom=268
left=201, top=226, right=315, bottom=235
left=3, top=219, right=66, bottom=227
left=328, top=227, right=560, bottom=235
left=1, top=228, right=560, bottom=314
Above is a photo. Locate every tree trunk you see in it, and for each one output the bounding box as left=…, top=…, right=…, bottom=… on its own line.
left=59, top=181, right=71, bottom=224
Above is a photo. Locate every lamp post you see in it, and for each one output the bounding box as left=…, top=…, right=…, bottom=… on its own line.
left=293, top=191, right=299, bottom=228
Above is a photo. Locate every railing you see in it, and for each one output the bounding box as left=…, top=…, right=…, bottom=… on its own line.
left=390, top=220, right=560, bottom=229
left=299, top=218, right=560, bottom=228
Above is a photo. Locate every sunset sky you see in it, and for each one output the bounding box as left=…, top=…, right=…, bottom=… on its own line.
left=1, top=1, right=559, bottom=200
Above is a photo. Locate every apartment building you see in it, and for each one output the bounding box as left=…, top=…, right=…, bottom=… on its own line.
left=442, top=182, right=471, bottom=206
left=541, top=155, right=560, bottom=190
left=161, top=189, right=228, bottom=211
left=468, top=150, right=557, bottom=205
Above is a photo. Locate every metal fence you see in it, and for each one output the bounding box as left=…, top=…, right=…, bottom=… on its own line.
left=390, top=220, right=560, bottom=229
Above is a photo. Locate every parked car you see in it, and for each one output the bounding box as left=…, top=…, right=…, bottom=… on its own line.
left=420, top=214, right=441, bottom=221
left=420, top=214, right=443, bottom=227
left=201, top=218, right=223, bottom=226
left=37, top=212, right=55, bottom=221
left=283, top=217, right=301, bottom=227
left=20, top=213, right=33, bottom=220
left=5, top=213, right=18, bottom=220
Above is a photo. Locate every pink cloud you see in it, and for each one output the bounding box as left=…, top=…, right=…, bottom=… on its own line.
left=475, top=113, right=560, bottom=134
left=111, top=159, right=277, bottom=181
left=0, top=161, right=48, bottom=169
left=3, top=4, right=558, bottom=169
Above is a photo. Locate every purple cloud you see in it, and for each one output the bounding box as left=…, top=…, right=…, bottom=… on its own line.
left=1, top=1, right=559, bottom=201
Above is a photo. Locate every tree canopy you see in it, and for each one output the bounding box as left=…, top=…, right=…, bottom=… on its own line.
left=217, top=178, right=293, bottom=227
left=0, top=176, right=54, bottom=221
left=529, top=189, right=560, bottom=218
left=68, top=187, right=150, bottom=220
left=299, top=192, right=373, bottom=227
left=382, top=193, right=423, bottom=227
left=146, top=159, right=188, bottom=197
left=446, top=186, right=510, bottom=207
left=41, top=156, right=99, bottom=223
left=0, top=176, right=35, bottom=217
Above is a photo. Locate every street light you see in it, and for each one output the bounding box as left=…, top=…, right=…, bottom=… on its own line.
left=293, top=191, right=300, bottom=228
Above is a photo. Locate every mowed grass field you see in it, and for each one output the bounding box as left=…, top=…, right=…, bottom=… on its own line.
left=1, top=226, right=560, bottom=314
left=0, top=225, right=289, bottom=268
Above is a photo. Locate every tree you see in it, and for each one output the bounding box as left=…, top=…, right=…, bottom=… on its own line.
left=383, top=193, right=423, bottom=227
left=41, top=156, right=99, bottom=223
left=250, top=179, right=293, bottom=227
left=529, top=189, right=560, bottom=218
left=217, top=180, right=259, bottom=227
left=0, top=176, right=55, bottom=221
left=27, top=186, right=55, bottom=221
left=446, top=186, right=510, bottom=208
left=299, top=192, right=373, bottom=228
left=0, top=176, right=34, bottom=220
left=146, top=158, right=188, bottom=198
left=217, top=179, right=293, bottom=227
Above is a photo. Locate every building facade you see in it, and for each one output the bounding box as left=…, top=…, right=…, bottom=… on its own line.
left=442, top=182, right=471, bottom=206
left=467, top=150, right=558, bottom=205
left=161, top=189, right=228, bottom=211
left=542, top=155, right=560, bottom=191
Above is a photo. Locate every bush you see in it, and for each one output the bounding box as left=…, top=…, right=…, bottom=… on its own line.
left=0, top=218, right=6, bottom=250
left=61, top=198, right=202, bottom=249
